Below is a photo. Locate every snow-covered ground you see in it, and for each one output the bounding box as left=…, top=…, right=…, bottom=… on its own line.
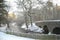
left=0, top=32, right=35, bottom=40
left=0, top=22, right=20, bottom=33
left=21, top=23, right=44, bottom=33
left=0, top=24, right=7, bottom=32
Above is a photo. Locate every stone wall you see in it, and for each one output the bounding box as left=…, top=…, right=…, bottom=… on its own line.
left=36, top=22, right=60, bottom=32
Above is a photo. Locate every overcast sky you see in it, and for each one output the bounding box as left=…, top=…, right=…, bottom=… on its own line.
left=5, top=0, right=60, bottom=14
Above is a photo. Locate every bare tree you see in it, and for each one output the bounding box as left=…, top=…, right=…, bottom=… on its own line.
left=15, top=0, right=34, bottom=30
left=5, top=1, right=12, bottom=30
left=37, top=0, right=56, bottom=20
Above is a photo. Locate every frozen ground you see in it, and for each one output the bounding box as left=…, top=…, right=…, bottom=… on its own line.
left=0, top=32, right=35, bottom=40
left=21, top=23, right=44, bottom=33
left=0, top=25, right=7, bottom=32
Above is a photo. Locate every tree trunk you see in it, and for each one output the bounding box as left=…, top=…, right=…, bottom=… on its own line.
left=30, top=14, right=32, bottom=27
left=0, top=23, right=1, bottom=27
left=6, top=20, right=10, bottom=29
left=24, top=13, right=29, bottom=33
left=25, top=14, right=28, bottom=28
left=7, top=23, right=9, bottom=28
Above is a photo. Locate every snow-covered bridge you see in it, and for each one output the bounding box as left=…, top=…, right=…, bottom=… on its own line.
left=34, top=20, right=60, bottom=33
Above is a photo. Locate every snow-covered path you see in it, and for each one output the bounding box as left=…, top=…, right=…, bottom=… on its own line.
left=0, top=32, right=35, bottom=40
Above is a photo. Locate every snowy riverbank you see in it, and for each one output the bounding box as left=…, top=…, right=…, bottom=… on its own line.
left=0, top=32, right=35, bottom=40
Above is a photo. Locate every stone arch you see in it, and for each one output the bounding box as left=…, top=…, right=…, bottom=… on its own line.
left=52, top=27, right=60, bottom=34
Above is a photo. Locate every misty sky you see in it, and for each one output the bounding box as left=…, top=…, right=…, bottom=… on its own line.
left=5, top=0, right=60, bottom=13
